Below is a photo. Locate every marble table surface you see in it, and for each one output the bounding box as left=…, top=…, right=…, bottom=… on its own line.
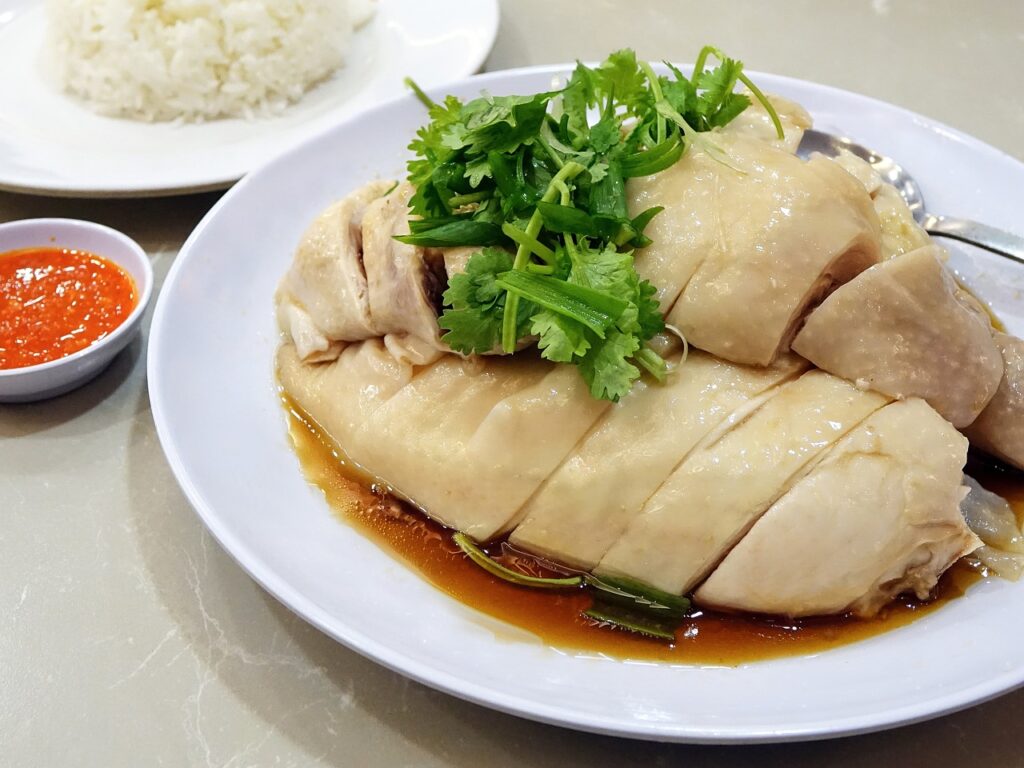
left=4, top=1, right=1024, bottom=765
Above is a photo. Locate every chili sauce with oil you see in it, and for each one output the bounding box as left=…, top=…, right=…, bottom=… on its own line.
left=0, top=247, right=138, bottom=369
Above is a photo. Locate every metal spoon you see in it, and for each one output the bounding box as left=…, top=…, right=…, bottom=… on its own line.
left=797, top=128, right=1024, bottom=266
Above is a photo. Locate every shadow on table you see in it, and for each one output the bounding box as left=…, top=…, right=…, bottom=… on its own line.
left=124, top=405, right=1024, bottom=768
left=0, top=336, right=141, bottom=438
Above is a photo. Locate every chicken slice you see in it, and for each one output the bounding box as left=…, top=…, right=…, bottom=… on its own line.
left=695, top=399, right=979, bottom=617
left=509, top=351, right=808, bottom=570
left=964, top=333, right=1024, bottom=470
left=276, top=338, right=413, bottom=454
left=362, top=182, right=449, bottom=363
left=792, top=245, right=1003, bottom=427
left=276, top=180, right=393, bottom=361
left=347, top=355, right=609, bottom=540
left=595, top=370, right=890, bottom=594
left=629, top=135, right=881, bottom=365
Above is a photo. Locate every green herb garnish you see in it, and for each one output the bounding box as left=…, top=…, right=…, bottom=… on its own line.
left=403, top=46, right=782, bottom=401
left=453, top=532, right=583, bottom=589
left=452, top=532, right=692, bottom=642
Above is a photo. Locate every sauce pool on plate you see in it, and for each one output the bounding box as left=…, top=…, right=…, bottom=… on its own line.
left=285, top=397, right=1005, bottom=665
left=0, top=247, right=138, bottom=370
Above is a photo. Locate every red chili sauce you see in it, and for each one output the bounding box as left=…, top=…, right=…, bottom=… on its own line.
left=0, top=247, right=138, bottom=370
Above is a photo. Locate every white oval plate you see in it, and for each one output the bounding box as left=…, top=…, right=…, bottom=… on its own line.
left=0, top=0, right=498, bottom=197
left=149, top=65, right=1024, bottom=743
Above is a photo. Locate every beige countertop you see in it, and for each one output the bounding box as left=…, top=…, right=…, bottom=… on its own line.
left=4, top=1, right=1024, bottom=765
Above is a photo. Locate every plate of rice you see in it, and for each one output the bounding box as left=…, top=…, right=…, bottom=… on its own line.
left=0, top=0, right=499, bottom=197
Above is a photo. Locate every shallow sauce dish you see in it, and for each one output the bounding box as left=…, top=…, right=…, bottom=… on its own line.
left=0, top=218, right=152, bottom=402
left=149, top=66, right=1024, bottom=743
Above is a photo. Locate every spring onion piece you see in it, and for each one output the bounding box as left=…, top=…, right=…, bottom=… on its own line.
left=584, top=600, right=678, bottom=642
left=452, top=533, right=583, bottom=589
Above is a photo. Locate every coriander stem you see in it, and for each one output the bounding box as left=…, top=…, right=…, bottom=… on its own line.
left=534, top=134, right=565, bottom=170
left=404, top=77, right=436, bottom=109
left=737, top=72, right=784, bottom=140
left=693, top=45, right=718, bottom=79
left=641, top=62, right=667, bottom=145
left=500, top=162, right=586, bottom=352
left=502, top=222, right=556, bottom=264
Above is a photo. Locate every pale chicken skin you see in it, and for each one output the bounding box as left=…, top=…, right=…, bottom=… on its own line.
left=628, top=134, right=882, bottom=366
left=792, top=245, right=1003, bottom=428
left=696, top=399, right=979, bottom=617
left=594, top=370, right=890, bottom=594
left=965, top=333, right=1024, bottom=471
left=509, top=350, right=808, bottom=570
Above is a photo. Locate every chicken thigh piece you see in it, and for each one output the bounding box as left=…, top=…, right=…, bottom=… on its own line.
left=695, top=399, right=980, bottom=617
left=792, top=245, right=1003, bottom=427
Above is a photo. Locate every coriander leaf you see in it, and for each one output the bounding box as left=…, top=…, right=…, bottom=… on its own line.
left=636, top=279, right=665, bottom=338
left=531, top=310, right=591, bottom=362
left=696, top=60, right=743, bottom=122
left=589, top=118, right=620, bottom=154
left=707, top=92, right=750, bottom=128
left=439, top=248, right=516, bottom=354
left=578, top=329, right=641, bottom=402
left=445, top=93, right=553, bottom=155
left=561, top=62, right=598, bottom=148
left=595, top=49, right=649, bottom=117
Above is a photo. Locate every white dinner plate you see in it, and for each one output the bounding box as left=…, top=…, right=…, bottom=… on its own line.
left=149, top=64, right=1024, bottom=743
left=0, top=0, right=498, bottom=197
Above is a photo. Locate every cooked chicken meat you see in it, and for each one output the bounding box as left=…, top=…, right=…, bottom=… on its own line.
left=361, top=182, right=449, bottom=365
left=509, top=351, right=808, bottom=570
left=965, top=333, right=1024, bottom=470
left=695, top=399, right=979, bottom=617
left=594, top=370, right=890, bottom=593
left=792, top=245, right=1003, bottom=427
left=629, top=134, right=882, bottom=365
left=275, top=86, right=1021, bottom=621
left=276, top=180, right=392, bottom=361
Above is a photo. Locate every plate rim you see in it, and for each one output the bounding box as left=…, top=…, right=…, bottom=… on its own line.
left=148, top=62, right=1024, bottom=744
left=0, top=0, right=499, bottom=198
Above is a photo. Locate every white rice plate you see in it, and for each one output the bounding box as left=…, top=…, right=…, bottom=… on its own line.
left=45, top=0, right=363, bottom=122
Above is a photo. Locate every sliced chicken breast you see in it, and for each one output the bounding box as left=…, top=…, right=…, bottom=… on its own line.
left=792, top=245, right=1003, bottom=427
left=509, top=351, right=808, bottom=570
left=276, top=180, right=393, bottom=361
left=276, top=338, right=413, bottom=455
left=695, top=399, right=980, bottom=617
left=629, top=135, right=881, bottom=366
left=965, top=333, right=1024, bottom=470
left=595, top=370, right=890, bottom=594
left=348, top=355, right=610, bottom=540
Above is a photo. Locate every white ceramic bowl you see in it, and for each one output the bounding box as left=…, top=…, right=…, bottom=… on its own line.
left=0, top=218, right=152, bottom=402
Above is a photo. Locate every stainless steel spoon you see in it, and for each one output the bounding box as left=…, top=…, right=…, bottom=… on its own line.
left=797, top=128, right=1024, bottom=266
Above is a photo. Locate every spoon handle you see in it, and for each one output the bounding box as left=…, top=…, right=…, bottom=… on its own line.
left=922, top=215, right=1024, bottom=266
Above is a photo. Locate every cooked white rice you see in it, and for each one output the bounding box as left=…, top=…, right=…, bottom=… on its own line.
left=46, top=0, right=367, bottom=122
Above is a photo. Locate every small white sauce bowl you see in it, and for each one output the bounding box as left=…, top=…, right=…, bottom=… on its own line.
left=0, top=218, right=153, bottom=402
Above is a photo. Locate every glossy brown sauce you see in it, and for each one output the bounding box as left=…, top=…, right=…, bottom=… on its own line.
left=283, top=397, right=1024, bottom=665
